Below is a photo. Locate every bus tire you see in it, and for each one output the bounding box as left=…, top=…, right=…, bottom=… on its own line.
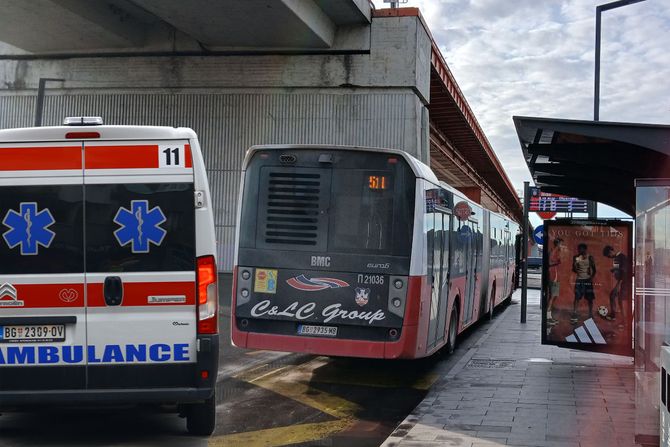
left=446, top=304, right=459, bottom=355
left=186, top=395, right=216, bottom=436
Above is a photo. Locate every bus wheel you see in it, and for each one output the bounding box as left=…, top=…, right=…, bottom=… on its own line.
left=186, top=395, right=216, bottom=436
left=446, top=305, right=459, bottom=354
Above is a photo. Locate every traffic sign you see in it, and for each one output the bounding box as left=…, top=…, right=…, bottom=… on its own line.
left=533, top=225, right=544, bottom=245
left=454, top=201, right=473, bottom=221
left=536, top=211, right=557, bottom=220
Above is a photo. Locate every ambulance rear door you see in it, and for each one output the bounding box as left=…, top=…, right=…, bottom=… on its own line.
left=83, top=140, right=197, bottom=389
left=0, top=142, right=86, bottom=391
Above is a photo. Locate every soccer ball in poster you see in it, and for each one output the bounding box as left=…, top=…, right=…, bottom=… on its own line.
left=598, top=305, right=609, bottom=317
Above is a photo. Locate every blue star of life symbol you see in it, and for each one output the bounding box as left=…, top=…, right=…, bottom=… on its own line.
left=2, top=202, right=56, bottom=256
left=113, top=200, right=167, bottom=253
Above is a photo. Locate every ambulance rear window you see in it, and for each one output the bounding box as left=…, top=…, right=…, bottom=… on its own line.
left=0, top=185, right=84, bottom=274
left=85, top=183, right=196, bottom=273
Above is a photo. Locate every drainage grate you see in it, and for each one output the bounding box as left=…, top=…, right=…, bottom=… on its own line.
left=466, top=359, right=516, bottom=369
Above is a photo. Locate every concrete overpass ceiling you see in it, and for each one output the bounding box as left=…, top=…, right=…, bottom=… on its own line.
left=0, top=0, right=371, bottom=52
left=0, top=0, right=153, bottom=52
left=130, top=0, right=364, bottom=48
left=313, top=0, right=371, bottom=24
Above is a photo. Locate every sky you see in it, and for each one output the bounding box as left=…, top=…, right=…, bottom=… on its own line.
left=373, top=0, right=670, bottom=218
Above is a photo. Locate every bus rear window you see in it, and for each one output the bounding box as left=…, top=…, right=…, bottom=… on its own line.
left=243, top=150, right=415, bottom=258
left=329, top=170, right=395, bottom=253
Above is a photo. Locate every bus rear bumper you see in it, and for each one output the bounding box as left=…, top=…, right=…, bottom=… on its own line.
left=231, top=324, right=421, bottom=359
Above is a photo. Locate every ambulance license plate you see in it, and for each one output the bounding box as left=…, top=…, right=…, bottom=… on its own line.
left=297, top=325, right=337, bottom=337
left=0, top=325, right=66, bottom=343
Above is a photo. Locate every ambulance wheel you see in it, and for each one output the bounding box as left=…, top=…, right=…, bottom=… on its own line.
left=186, top=396, right=216, bottom=436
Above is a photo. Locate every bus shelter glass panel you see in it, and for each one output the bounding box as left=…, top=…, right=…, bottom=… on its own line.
left=635, top=182, right=670, bottom=443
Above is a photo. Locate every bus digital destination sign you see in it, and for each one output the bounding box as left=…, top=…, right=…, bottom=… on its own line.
left=368, top=175, right=388, bottom=190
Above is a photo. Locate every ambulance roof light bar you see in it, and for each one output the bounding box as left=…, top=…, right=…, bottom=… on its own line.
left=63, top=116, right=104, bottom=126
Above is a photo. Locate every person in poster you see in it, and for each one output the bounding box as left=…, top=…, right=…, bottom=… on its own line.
left=571, top=243, right=597, bottom=324
left=603, top=245, right=628, bottom=323
left=546, top=237, right=563, bottom=325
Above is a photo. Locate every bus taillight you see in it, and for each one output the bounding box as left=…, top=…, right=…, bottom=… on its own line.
left=197, top=255, right=218, bottom=334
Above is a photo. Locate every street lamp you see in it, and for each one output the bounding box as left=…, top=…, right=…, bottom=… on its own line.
left=594, top=0, right=647, bottom=121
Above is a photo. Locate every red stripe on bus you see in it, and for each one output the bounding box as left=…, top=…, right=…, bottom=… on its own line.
left=0, top=284, right=84, bottom=308
left=0, top=147, right=82, bottom=171
left=85, top=145, right=158, bottom=169
left=86, top=281, right=196, bottom=307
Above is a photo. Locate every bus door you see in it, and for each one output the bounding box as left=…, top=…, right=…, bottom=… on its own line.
left=503, top=230, right=511, bottom=296
left=463, top=221, right=479, bottom=324
left=426, top=211, right=451, bottom=350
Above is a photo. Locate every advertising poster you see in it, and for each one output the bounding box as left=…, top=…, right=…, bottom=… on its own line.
left=542, top=219, right=633, bottom=356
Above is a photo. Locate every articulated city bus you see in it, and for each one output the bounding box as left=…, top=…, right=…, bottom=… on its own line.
left=231, top=145, right=518, bottom=359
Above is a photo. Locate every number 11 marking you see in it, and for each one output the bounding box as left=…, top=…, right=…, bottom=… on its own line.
left=163, top=147, right=180, bottom=166
left=158, top=144, right=185, bottom=168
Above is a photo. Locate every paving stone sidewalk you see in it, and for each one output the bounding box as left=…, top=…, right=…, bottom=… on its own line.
left=382, top=289, right=638, bottom=447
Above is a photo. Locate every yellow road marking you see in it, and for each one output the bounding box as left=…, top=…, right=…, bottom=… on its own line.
left=209, top=420, right=352, bottom=447
left=245, top=350, right=270, bottom=356
left=246, top=365, right=292, bottom=384
left=218, top=356, right=439, bottom=446
left=293, top=358, right=440, bottom=390
left=252, top=361, right=361, bottom=420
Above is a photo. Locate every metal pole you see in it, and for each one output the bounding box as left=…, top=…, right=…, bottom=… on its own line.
left=594, top=8, right=602, bottom=122
left=521, top=181, right=529, bottom=323
left=594, top=0, right=646, bottom=122
left=34, top=78, right=47, bottom=127
left=34, top=78, right=64, bottom=127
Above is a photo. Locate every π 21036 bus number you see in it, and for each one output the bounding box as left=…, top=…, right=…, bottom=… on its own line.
left=357, top=274, right=384, bottom=285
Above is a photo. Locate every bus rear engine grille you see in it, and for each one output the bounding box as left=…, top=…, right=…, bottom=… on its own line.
left=265, top=172, right=321, bottom=246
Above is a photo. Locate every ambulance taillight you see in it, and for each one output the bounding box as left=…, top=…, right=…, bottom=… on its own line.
left=197, top=255, right=218, bottom=334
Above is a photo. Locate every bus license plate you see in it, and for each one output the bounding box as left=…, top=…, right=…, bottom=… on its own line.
left=297, top=325, right=337, bottom=337
left=0, top=325, right=66, bottom=343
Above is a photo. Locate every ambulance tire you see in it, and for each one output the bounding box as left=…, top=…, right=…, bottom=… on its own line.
left=186, top=396, right=216, bottom=436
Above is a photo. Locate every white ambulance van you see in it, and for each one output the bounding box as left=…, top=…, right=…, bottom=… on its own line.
left=0, top=117, right=219, bottom=435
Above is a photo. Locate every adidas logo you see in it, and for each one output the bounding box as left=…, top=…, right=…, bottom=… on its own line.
left=565, top=318, right=606, bottom=345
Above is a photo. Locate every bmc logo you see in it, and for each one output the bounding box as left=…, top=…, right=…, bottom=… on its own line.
left=311, top=256, right=331, bottom=268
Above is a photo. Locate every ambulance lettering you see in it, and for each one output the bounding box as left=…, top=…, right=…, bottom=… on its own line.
left=2, top=202, right=56, bottom=255
left=0, top=343, right=190, bottom=365
left=113, top=200, right=167, bottom=253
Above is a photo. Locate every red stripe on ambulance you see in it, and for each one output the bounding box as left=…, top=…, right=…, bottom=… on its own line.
left=0, top=147, right=82, bottom=171
left=185, top=144, right=193, bottom=168
left=0, top=283, right=84, bottom=308
left=86, top=281, right=196, bottom=307
left=85, top=145, right=159, bottom=169
left=85, top=144, right=193, bottom=170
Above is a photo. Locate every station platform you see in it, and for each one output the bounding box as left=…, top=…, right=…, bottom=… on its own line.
left=381, top=288, right=639, bottom=447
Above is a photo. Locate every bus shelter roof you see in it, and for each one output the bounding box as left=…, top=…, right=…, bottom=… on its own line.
left=513, top=116, right=670, bottom=216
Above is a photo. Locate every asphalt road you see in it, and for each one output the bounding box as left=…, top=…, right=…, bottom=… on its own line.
left=0, top=274, right=515, bottom=447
